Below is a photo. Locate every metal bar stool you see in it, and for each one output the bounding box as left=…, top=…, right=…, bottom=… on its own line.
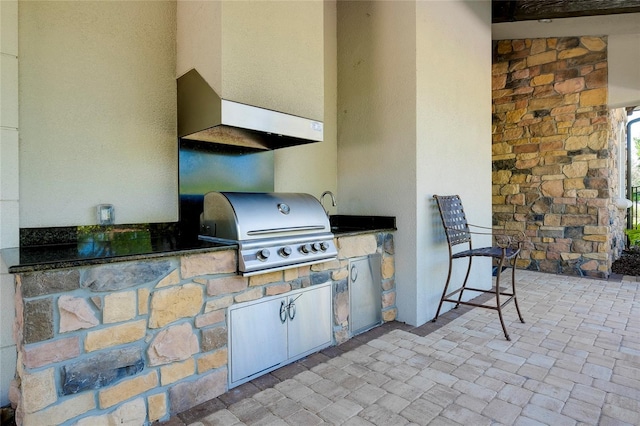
left=432, top=194, right=525, bottom=341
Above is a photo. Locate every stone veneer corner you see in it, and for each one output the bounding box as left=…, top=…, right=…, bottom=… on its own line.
left=492, top=36, right=627, bottom=278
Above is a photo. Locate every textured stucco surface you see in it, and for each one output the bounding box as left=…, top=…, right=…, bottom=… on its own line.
left=1, top=0, right=19, bottom=408
left=19, top=1, right=178, bottom=226
left=337, top=1, right=492, bottom=326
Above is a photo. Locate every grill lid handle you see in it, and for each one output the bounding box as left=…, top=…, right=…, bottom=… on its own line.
left=246, top=225, right=326, bottom=236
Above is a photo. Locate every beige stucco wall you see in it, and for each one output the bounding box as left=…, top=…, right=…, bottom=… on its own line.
left=416, top=0, right=493, bottom=325
left=0, top=0, right=19, bottom=246
left=275, top=1, right=337, bottom=203
left=0, top=0, right=19, bottom=407
left=19, top=1, right=178, bottom=227
left=609, top=34, right=640, bottom=109
left=337, top=0, right=418, bottom=324
left=176, top=1, right=222, bottom=94
left=337, top=0, right=492, bottom=326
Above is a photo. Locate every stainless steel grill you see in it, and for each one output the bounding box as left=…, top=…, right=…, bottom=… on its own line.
left=199, top=192, right=337, bottom=276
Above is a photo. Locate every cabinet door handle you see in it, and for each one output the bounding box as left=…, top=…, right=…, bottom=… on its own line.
left=287, top=294, right=302, bottom=321
left=279, top=300, right=287, bottom=323
left=288, top=300, right=296, bottom=321
left=350, top=265, right=358, bottom=282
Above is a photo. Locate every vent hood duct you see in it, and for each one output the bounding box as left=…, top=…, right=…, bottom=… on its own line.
left=177, top=69, right=324, bottom=150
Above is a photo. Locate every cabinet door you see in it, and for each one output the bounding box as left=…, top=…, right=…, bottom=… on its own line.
left=350, top=255, right=382, bottom=335
left=229, top=297, right=288, bottom=385
left=287, top=283, right=332, bottom=359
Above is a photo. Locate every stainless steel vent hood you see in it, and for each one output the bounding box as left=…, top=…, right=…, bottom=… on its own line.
left=177, top=69, right=324, bottom=150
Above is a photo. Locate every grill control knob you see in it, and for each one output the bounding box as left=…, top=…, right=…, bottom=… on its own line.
left=300, top=244, right=311, bottom=254
left=279, top=246, right=292, bottom=257
left=312, top=242, right=322, bottom=252
left=320, top=242, right=329, bottom=251
left=257, top=249, right=270, bottom=261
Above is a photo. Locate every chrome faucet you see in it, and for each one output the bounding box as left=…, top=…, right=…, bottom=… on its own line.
left=321, top=191, right=336, bottom=216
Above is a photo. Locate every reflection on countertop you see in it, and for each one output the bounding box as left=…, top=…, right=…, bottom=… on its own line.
left=2, top=223, right=235, bottom=274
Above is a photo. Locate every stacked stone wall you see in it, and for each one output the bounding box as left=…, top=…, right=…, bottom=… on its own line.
left=608, top=108, right=629, bottom=262
left=11, top=232, right=395, bottom=425
left=492, top=36, right=625, bottom=278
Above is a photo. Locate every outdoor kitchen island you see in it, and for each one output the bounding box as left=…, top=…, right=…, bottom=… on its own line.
left=3, top=218, right=396, bottom=425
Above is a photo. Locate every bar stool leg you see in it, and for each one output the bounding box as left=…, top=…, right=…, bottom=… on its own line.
left=495, top=254, right=510, bottom=341
left=454, top=256, right=473, bottom=309
left=432, top=256, right=453, bottom=322
left=511, top=255, right=525, bottom=324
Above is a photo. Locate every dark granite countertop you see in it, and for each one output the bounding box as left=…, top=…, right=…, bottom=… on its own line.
left=330, top=215, right=396, bottom=235
left=2, top=217, right=396, bottom=274
left=2, top=223, right=235, bottom=274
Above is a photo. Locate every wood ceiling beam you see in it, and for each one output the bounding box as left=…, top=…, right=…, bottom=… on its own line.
left=493, top=0, right=640, bottom=23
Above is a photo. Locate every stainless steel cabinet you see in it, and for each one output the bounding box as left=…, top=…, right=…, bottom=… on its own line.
left=228, top=295, right=288, bottom=384
left=229, top=282, right=332, bottom=387
left=350, top=254, right=382, bottom=335
left=287, top=284, right=332, bottom=358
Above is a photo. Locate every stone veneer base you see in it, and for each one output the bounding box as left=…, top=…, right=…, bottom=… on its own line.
left=10, top=231, right=395, bottom=425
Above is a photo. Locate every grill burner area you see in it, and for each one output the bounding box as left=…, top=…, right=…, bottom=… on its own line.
left=199, top=192, right=337, bottom=276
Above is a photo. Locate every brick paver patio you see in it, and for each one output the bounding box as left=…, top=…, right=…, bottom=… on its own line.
left=163, top=270, right=640, bottom=425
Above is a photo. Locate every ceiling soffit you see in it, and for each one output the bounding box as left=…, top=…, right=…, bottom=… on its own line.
left=492, top=0, right=640, bottom=23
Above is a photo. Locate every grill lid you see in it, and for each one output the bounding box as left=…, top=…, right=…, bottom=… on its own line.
left=200, top=192, right=331, bottom=241
left=199, top=191, right=337, bottom=276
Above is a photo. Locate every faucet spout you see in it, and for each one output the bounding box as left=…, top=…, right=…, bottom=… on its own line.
left=320, top=191, right=336, bottom=216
